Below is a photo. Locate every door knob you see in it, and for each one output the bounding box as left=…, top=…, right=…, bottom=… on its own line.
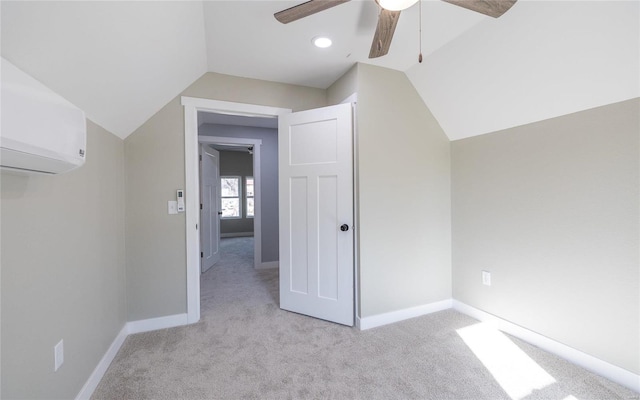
left=340, top=224, right=349, bottom=232
left=218, top=211, right=223, bottom=215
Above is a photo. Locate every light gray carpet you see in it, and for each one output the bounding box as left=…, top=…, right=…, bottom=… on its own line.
left=92, top=237, right=638, bottom=399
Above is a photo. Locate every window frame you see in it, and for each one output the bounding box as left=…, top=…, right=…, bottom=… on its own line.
left=220, top=175, right=242, bottom=219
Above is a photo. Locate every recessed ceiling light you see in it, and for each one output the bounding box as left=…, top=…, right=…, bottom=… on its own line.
left=312, top=36, right=332, bottom=49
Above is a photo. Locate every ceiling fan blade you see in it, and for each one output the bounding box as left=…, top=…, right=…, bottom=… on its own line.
left=369, top=9, right=401, bottom=58
left=441, top=0, right=517, bottom=18
left=274, top=0, right=351, bottom=24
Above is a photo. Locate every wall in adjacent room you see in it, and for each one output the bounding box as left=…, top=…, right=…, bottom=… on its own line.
left=452, top=98, right=640, bottom=374
left=200, top=125, right=279, bottom=262
left=1, top=121, right=126, bottom=399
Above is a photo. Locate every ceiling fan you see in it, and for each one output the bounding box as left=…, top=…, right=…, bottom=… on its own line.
left=274, top=0, right=517, bottom=58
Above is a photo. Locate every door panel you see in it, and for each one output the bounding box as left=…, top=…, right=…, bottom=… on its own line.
left=290, top=176, right=309, bottom=294
left=318, top=175, right=338, bottom=300
left=200, top=145, right=220, bottom=273
left=290, top=119, right=338, bottom=165
left=279, top=103, right=354, bottom=326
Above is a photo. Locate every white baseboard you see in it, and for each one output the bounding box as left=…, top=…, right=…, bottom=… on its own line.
left=126, top=313, right=189, bottom=335
left=220, top=232, right=254, bottom=238
left=75, top=326, right=128, bottom=400
left=453, top=300, right=640, bottom=394
left=257, top=261, right=279, bottom=269
left=76, top=303, right=640, bottom=399
left=358, top=299, right=453, bottom=330
left=76, top=313, right=190, bottom=399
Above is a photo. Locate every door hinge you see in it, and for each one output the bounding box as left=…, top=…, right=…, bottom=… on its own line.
left=199, top=155, right=202, bottom=161
left=200, top=203, right=203, bottom=210
left=200, top=252, right=203, bottom=258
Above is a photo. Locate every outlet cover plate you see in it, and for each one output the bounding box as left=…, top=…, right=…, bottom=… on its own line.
left=54, top=340, right=64, bottom=371
left=482, top=271, right=491, bottom=286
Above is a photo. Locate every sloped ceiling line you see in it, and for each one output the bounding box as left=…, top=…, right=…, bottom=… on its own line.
left=2, top=1, right=638, bottom=141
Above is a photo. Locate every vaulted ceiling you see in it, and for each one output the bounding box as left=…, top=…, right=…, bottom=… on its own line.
left=1, top=1, right=638, bottom=141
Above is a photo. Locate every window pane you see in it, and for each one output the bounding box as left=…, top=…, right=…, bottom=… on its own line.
left=221, top=198, right=240, bottom=218
left=246, top=177, right=254, bottom=197
left=221, top=178, right=239, bottom=197
left=247, top=198, right=254, bottom=217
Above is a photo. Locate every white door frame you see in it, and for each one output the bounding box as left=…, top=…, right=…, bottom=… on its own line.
left=182, top=96, right=291, bottom=324
left=199, top=136, right=262, bottom=268
left=340, top=93, right=359, bottom=325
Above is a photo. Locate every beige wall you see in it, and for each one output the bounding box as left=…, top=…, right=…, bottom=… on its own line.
left=327, top=64, right=358, bottom=105
left=1, top=121, right=126, bottom=399
left=356, top=64, right=452, bottom=317
left=452, top=98, right=640, bottom=374
left=183, top=72, right=327, bottom=113
left=125, top=72, right=327, bottom=320
left=124, top=96, right=189, bottom=320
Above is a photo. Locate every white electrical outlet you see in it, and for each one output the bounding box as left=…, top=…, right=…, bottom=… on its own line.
left=54, top=340, right=64, bottom=371
left=482, top=271, right=491, bottom=286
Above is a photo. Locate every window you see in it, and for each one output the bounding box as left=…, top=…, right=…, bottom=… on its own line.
left=220, top=176, right=241, bottom=218
left=246, top=177, right=254, bottom=218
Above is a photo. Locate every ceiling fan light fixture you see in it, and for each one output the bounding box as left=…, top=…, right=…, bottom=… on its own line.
left=312, top=36, right=332, bottom=48
left=376, top=0, right=419, bottom=11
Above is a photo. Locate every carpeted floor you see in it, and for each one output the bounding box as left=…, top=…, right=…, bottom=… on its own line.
left=92, top=237, right=638, bottom=399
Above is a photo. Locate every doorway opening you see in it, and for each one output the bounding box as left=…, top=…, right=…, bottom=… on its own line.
left=199, top=134, right=263, bottom=271
left=199, top=136, right=268, bottom=311
left=184, top=97, right=357, bottom=327
left=199, top=120, right=283, bottom=314
left=199, top=140, right=258, bottom=275
left=182, top=97, right=292, bottom=323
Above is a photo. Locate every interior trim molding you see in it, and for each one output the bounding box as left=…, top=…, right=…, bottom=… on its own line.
left=358, top=299, right=453, bottom=330
left=453, top=300, right=640, bottom=393
left=257, top=261, right=279, bottom=269
left=182, top=96, right=292, bottom=324
left=126, top=313, right=189, bottom=335
left=76, top=304, right=640, bottom=399
left=74, top=326, right=128, bottom=400
left=220, top=232, right=254, bottom=238
left=75, top=313, right=190, bottom=399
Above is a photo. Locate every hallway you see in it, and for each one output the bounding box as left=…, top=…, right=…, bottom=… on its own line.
left=200, top=237, right=279, bottom=311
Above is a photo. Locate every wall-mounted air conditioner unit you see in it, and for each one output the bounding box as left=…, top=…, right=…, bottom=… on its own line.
left=1, top=57, right=86, bottom=174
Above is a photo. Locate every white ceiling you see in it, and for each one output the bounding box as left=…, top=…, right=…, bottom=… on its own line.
left=1, top=1, right=638, bottom=141
left=1, top=1, right=208, bottom=140
left=202, top=0, right=487, bottom=88
left=407, top=0, right=640, bottom=140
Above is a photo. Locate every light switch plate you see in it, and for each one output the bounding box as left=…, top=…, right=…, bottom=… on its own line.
left=168, top=201, right=178, bottom=215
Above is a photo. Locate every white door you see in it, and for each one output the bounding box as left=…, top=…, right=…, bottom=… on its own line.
left=200, top=145, right=221, bottom=273
left=278, top=103, right=354, bottom=326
